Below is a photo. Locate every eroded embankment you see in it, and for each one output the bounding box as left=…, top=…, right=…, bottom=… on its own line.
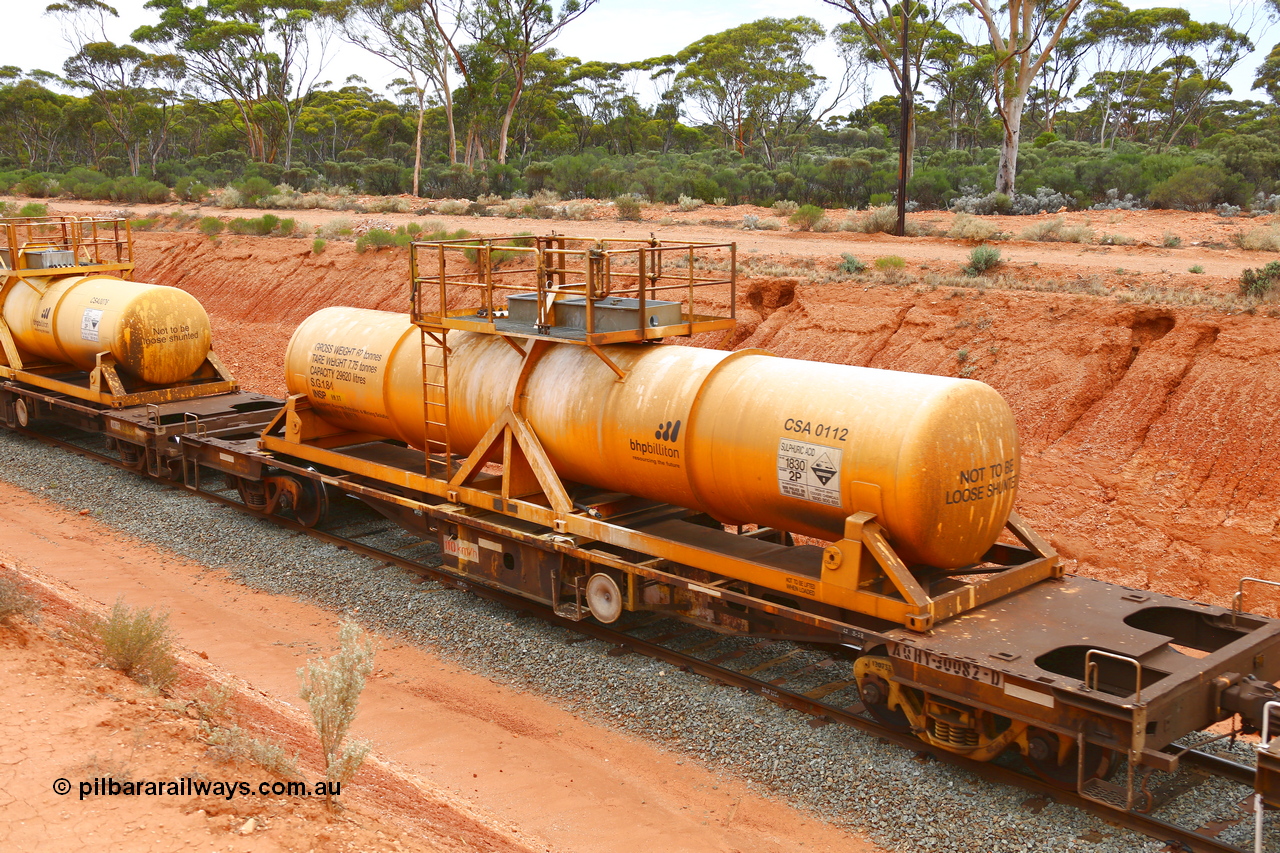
left=134, top=233, right=1280, bottom=609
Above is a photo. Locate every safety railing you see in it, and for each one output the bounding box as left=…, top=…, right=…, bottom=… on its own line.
left=0, top=215, right=134, bottom=276
left=408, top=234, right=736, bottom=345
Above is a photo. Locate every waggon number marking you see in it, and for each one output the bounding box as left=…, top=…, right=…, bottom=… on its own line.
left=892, top=644, right=1004, bottom=687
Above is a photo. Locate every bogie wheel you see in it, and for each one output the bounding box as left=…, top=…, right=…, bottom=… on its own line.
left=856, top=654, right=914, bottom=733
left=1023, top=728, right=1116, bottom=789
left=290, top=475, right=329, bottom=528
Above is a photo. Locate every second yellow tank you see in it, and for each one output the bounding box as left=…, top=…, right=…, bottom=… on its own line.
left=284, top=306, right=1020, bottom=568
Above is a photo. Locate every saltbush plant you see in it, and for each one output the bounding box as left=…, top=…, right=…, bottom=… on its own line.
left=964, top=245, right=1002, bottom=275
left=85, top=597, right=178, bottom=688
left=837, top=253, right=867, bottom=274
left=615, top=195, right=643, bottom=221
left=298, top=621, right=375, bottom=809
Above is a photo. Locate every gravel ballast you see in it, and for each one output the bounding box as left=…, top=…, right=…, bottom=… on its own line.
left=1, top=427, right=1269, bottom=853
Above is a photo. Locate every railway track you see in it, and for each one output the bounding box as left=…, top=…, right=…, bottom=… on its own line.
left=13, top=423, right=1273, bottom=853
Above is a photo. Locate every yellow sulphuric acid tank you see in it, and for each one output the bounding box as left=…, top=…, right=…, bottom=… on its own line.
left=285, top=306, right=1020, bottom=568
left=2, top=274, right=213, bottom=385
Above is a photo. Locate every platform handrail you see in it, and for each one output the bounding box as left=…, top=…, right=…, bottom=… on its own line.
left=408, top=234, right=736, bottom=344
left=1234, top=577, right=1280, bottom=626
left=1257, top=700, right=1280, bottom=853
left=1084, top=648, right=1144, bottom=703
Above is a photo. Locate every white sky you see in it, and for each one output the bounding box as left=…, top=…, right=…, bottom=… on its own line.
left=7, top=0, right=1280, bottom=120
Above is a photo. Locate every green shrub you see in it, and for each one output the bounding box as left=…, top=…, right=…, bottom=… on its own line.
left=837, top=253, right=867, bottom=274
left=298, top=620, right=375, bottom=810
left=312, top=238, right=326, bottom=255
left=175, top=176, right=209, bottom=202
left=227, top=214, right=287, bottom=236
left=355, top=228, right=397, bottom=253
left=87, top=597, right=178, bottom=688
left=131, top=217, right=159, bottom=231
left=237, top=176, right=277, bottom=207
left=1148, top=164, right=1247, bottom=211
left=17, top=173, right=59, bottom=198
left=875, top=255, right=906, bottom=271
left=1240, top=261, right=1280, bottom=298
left=789, top=204, right=826, bottom=231
left=17, top=202, right=48, bottom=218
left=197, top=216, right=223, bottom=236
left=1189, top=265, right=1204, bottom=274
left=964, top=245, right=1002, bottom=275
left=615, top=196, right=643, bottom=221
left=1162, top=232, right=1182, bottom=248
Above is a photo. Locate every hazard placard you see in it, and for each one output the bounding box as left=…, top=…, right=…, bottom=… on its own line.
left=776, top=438, right=842, bottom=506
left=81, top=308, right=103, bottom=343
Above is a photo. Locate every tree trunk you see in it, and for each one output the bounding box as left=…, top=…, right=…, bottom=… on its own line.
left=412, top=92, right=425, bottom=198
left=442, top=77, right=457, bottom=165
left=496, top=72, right=525, bottom=165
left=995, top=91, right=1025, bottom=196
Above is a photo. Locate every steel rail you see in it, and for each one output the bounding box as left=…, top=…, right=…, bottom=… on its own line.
left=9, top=425, right=1261, bottom=853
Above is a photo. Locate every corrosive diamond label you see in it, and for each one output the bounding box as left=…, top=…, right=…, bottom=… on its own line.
left=777, top=438, right=842, bottom=506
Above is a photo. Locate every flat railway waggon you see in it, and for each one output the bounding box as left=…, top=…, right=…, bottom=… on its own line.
left=7, top=217, right=1280, bottom=829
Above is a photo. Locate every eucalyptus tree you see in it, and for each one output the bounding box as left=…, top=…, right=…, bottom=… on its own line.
left=46, top=0, right=186, bottom=176
left=672, top=17, right=835, bottom=168
left=962, top=0, right=1087, bottom=194
left=327, top=0, right=465, bottom=192
left=824, top=0, right=960, bottom=183
left=133, top=0, right=332, bottom=166
left=465, top=0, right=599, bottom=165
